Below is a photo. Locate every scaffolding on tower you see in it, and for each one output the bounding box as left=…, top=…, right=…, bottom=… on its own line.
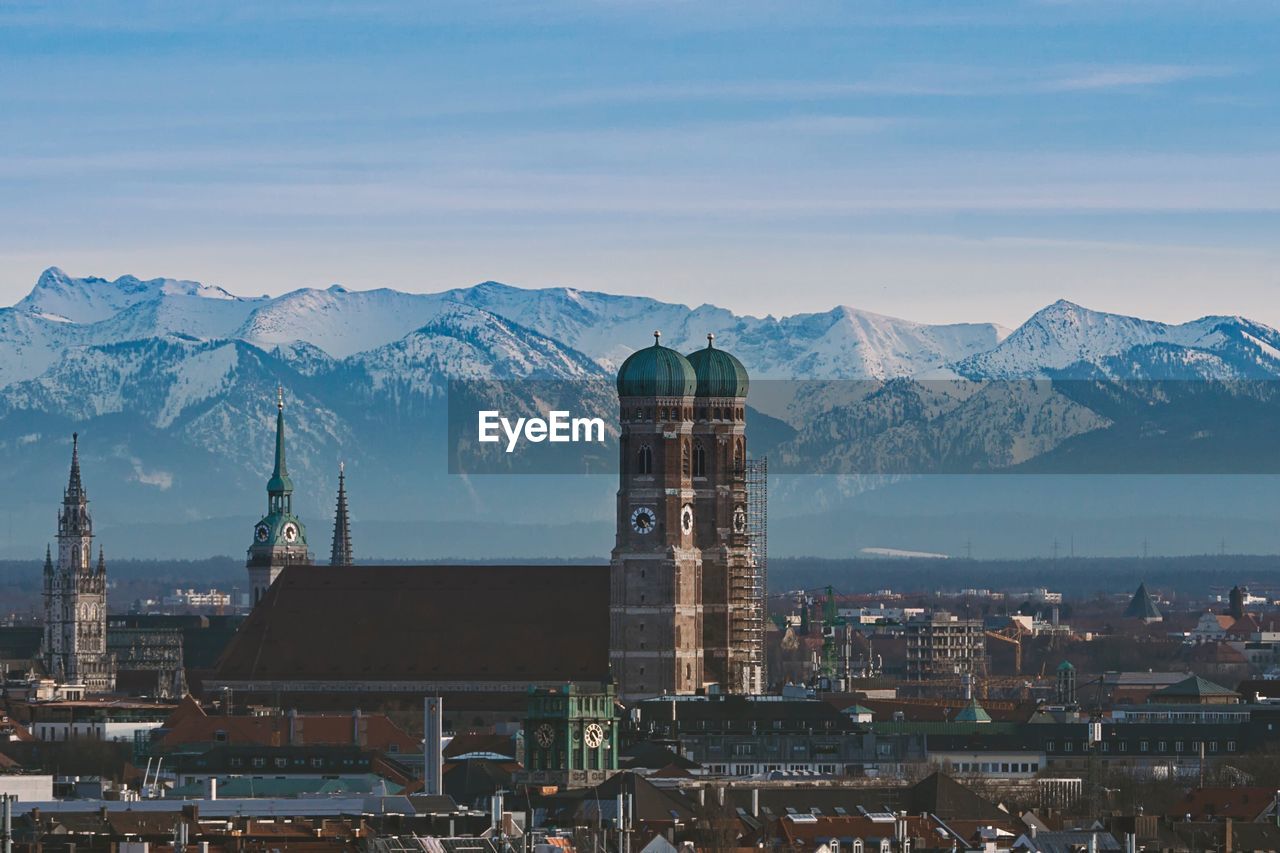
left=744, top=455, right=768, bottom=691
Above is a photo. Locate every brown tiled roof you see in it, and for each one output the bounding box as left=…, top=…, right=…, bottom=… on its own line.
left=158, top=697, right=418, bottom=752
left=777, top=814, right=937, bottom=846
left=214, top=564, right=609, bottom=684
left=1168, top=786, right=1274, bottom=821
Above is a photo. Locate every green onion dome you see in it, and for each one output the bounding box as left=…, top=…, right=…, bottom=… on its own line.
left=685, top=334, right=749, bottom=398
left=616, top=331, right=698, bottom=398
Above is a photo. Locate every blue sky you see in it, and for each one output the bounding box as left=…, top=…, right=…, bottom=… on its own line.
left=1, top=0, right=1277, bottom=327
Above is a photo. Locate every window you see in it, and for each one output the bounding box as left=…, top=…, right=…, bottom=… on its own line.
left=1140, top=741, right=1149, bottom=752
left=636, top=445, right=653, bottom=475
left=252, top=757, right=266, bottom=768
left=1228, top=741, right=1237, bottom=752
left=1158, top=741, right=1167, bottom=753
left=693, top=441, right=706, bottom=477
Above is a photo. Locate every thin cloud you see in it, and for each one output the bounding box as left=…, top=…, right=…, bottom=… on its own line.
left=554, top=63, right=1240, bottom=107
left=1040, top=64, right=1238, bottom=92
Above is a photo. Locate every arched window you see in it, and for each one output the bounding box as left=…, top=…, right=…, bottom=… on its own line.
left=681, top=439, right=691, bottom=476
left=734, top=438, right=745, bottom=472
left=693, top=440, right=706, bottom=477
left=637, top=444, right=653, bottom=475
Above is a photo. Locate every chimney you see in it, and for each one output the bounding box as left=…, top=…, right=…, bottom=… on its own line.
left=206, top=778, right=217, bottom=801
left=352, top=709, right=367, bottom=747
left=751, top=789, right=759, bottom=818
left=1224, top=818, right=1233, bottom=852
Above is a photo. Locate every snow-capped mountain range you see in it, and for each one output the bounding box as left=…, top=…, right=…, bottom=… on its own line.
left=2, top=267, right=1278, bottom=560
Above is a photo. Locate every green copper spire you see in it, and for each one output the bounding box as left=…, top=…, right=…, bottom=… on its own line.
left=267, top=387, right=294, bottom=498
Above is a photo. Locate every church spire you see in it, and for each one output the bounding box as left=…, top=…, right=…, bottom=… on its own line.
left=44, top=544, right=53, bottom=575
left=330, top=462, right=353, bottom=567
left=96, top=545, right=106, bottom=576
left=266, top=388, right=294, bottom=511
left=66, top=432, right=85, bottom=501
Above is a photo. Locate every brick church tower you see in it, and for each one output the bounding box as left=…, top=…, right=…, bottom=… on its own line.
left=610, top=332, right=758, bottom=702
left=610, top=332, right=704, bottom=702
left=686, top=334, right=760, bottom=694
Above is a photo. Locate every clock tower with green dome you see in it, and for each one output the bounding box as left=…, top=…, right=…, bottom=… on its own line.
left=610, top=331, right=705, bottom=702
left=685, top=334, right=759, bottom=694
left=247, top=389, right=312, bottom=605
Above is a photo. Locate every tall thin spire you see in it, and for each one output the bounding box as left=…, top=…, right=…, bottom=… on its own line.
left=267, top=388, right=294, bottom=502
left=66, top=432, right=85, bottom=500
left=44, top=544, right=53, bottom=574
left=273, top=387, right=288, bottom=481
left=330, top=462, right=353, bottom=567
left=96, top=545, right=106, bottom=576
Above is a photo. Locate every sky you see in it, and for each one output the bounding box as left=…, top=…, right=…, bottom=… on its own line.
left=0, top=0, right=1277, bottom=328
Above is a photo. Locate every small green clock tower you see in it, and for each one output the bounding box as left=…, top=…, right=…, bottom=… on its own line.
left=246, top=389, right=312, bottom=604
left=520, top=682, right=618, bottom=789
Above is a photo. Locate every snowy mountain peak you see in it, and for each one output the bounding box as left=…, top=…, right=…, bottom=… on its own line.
left=15, top=267, right=242, bottom=324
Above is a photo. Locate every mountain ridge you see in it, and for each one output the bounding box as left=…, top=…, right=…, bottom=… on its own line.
left=2, top=267, right=1278, bottom=560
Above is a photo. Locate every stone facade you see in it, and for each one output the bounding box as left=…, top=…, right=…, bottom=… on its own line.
left=42, top=434, right=116, bottom=692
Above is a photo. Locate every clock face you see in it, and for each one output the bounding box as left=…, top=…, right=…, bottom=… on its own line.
left=630, top=506, right=656, bottom=534
left=534, top=723, right=555, bottom=748
left=583, top=722, right=605, bottom=749
left=282, top=522, right=299, bottom=543
left=680, top=504, right=694, bottom=535
left=732, top=505, right=748, bottom=534
left=255, top=523, right=270, bottom=543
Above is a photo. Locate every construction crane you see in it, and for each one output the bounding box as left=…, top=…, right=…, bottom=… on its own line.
left=984, top=625, right=1026, bottom=675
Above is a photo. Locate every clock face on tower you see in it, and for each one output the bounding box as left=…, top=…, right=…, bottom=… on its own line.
left=584, top=722, right=606, bottom=748
left=630, top=506, right=657, bottom=534
left=680, top=504, right=694, bottom=535
left=733, top=505, right=747, bottom=534
left=534, top=723, right=554, bottom=748
left=255, top=523, right=270, bottom=543
left=282, top=522, right=299, bottom=543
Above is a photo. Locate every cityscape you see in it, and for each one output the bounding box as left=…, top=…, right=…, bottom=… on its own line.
left=3, top=1, right=1279, bottom=851
left=3, top=328, right=1280, bottom=852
